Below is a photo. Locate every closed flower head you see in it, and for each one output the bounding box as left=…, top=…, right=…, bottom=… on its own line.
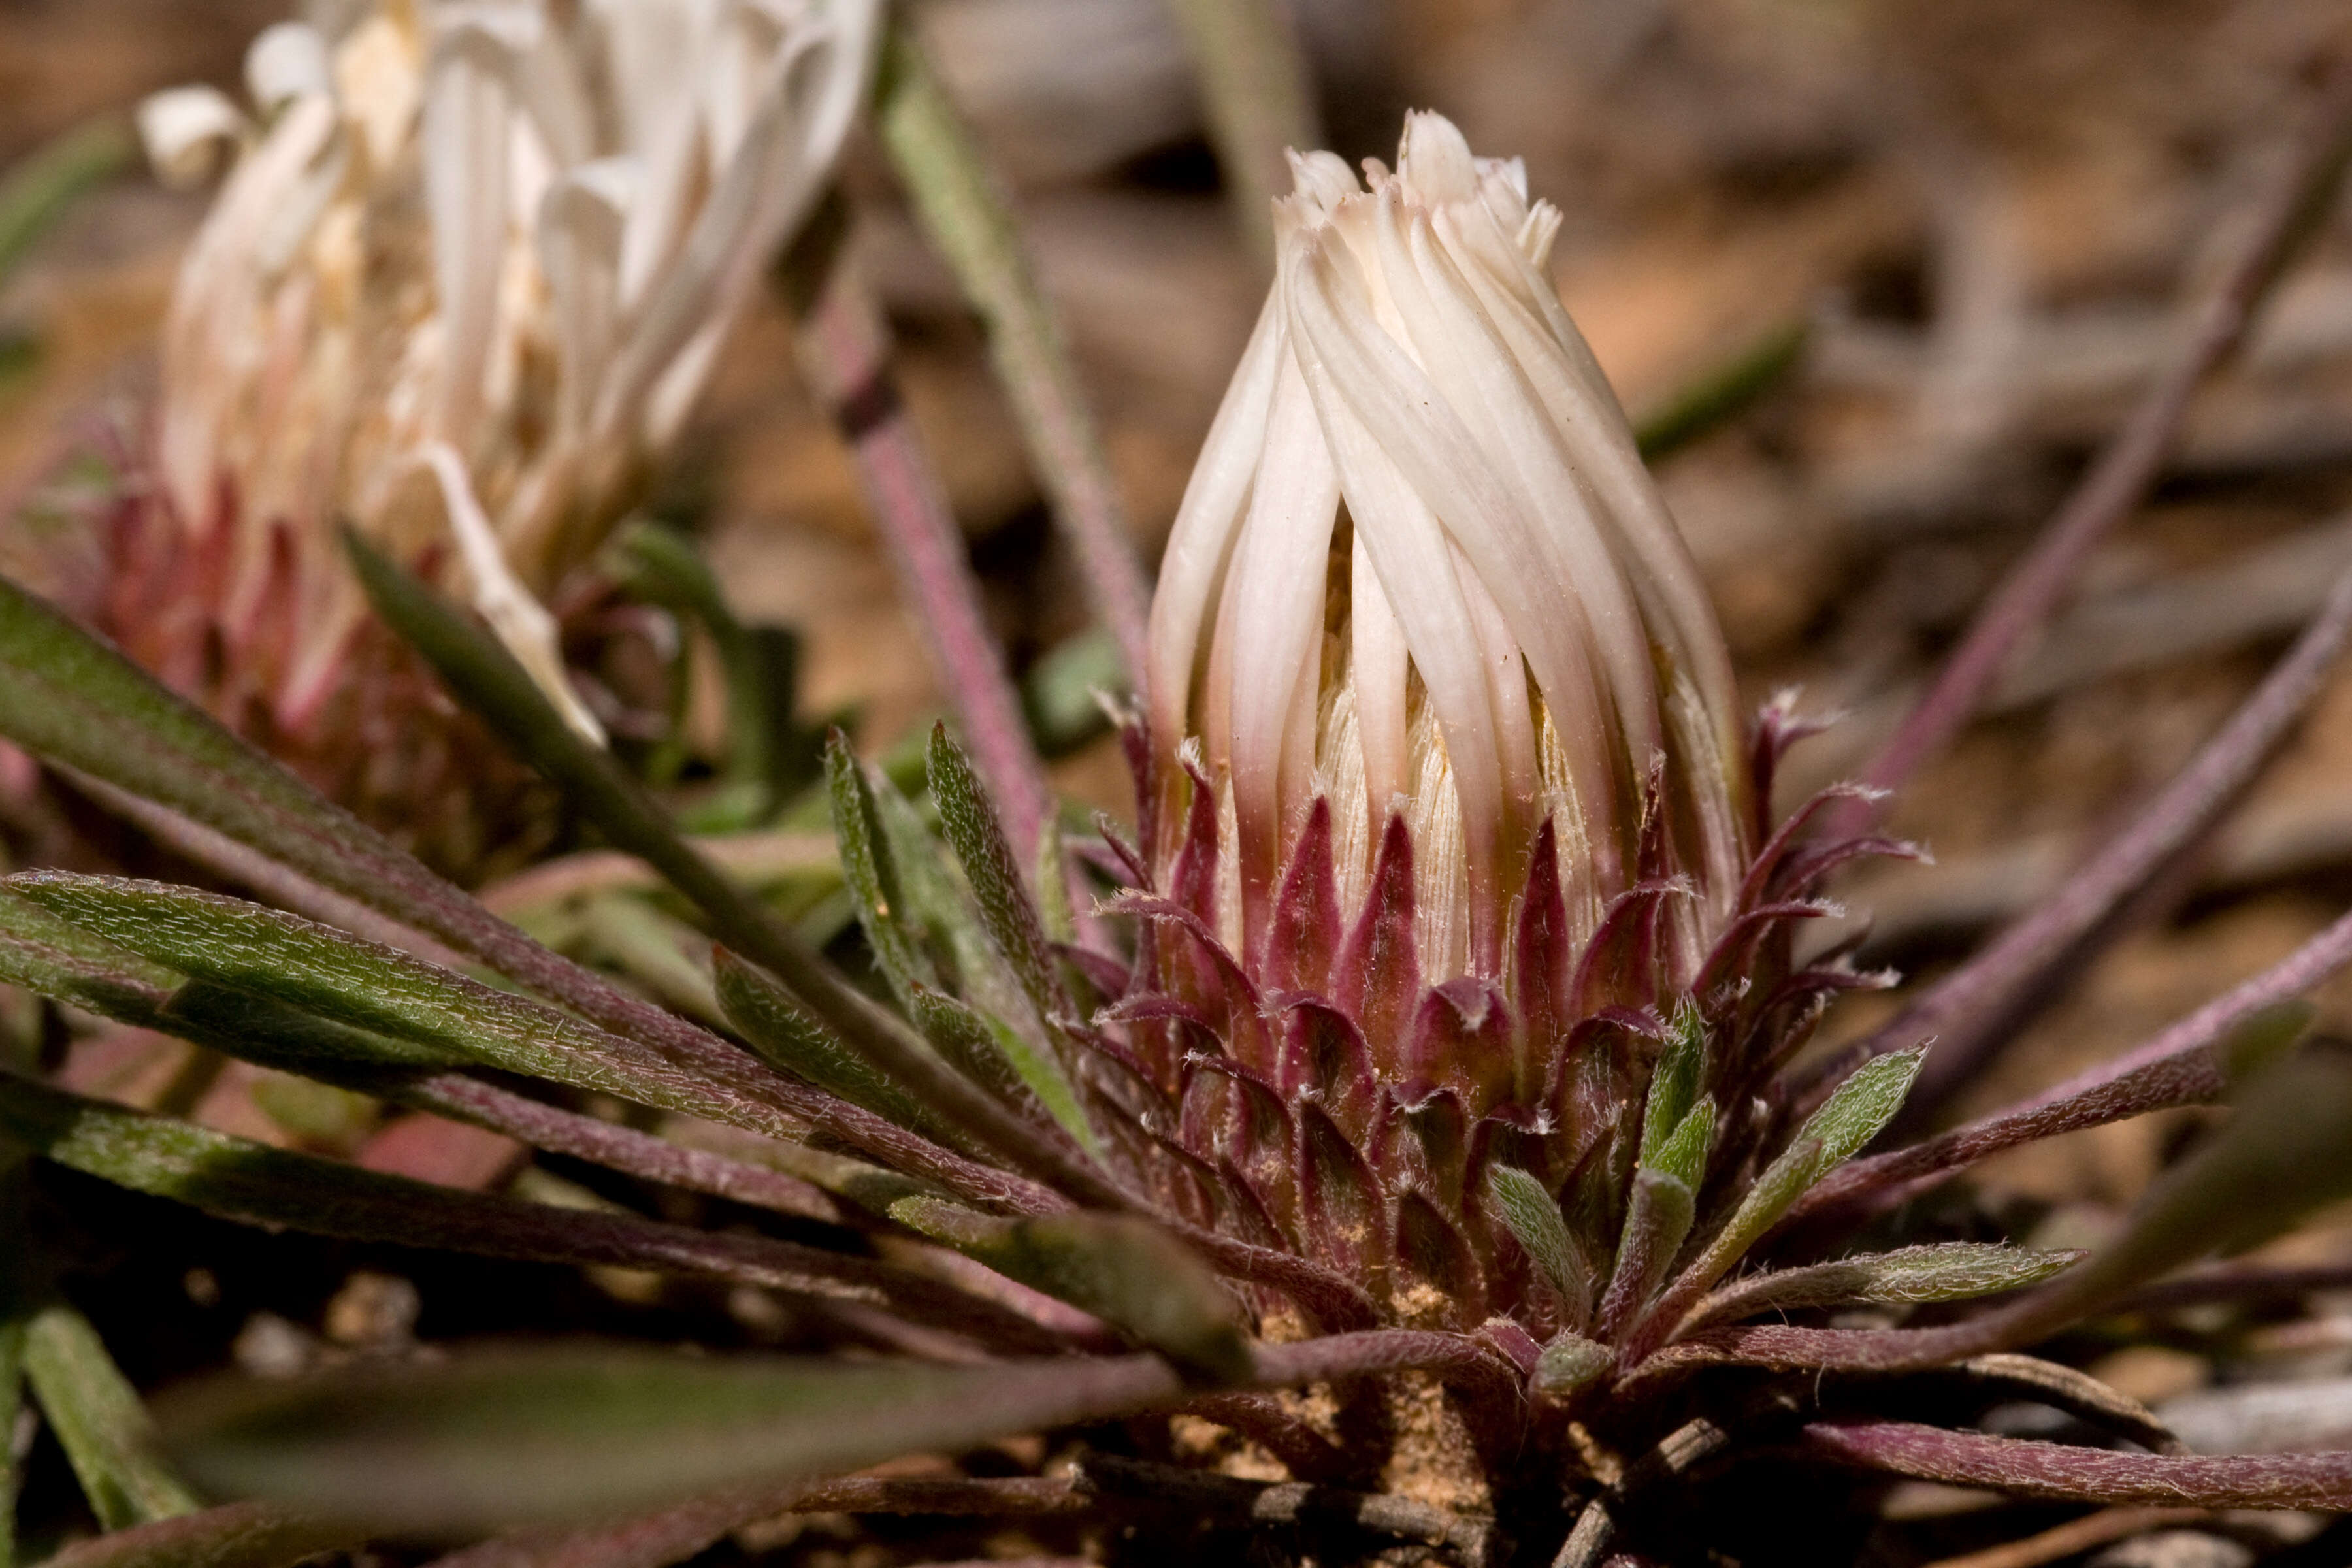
left=1147, top=112, right=1748, bottom=1035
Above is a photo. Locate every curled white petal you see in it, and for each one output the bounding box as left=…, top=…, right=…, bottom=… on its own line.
left=418, top=442, right=608, bottom=744
left=246, top=22, right=333, bottom=112
left=138, top=86, right=250, bottom=189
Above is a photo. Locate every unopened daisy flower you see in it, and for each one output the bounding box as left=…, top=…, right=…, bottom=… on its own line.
left=1144, top=111, right=1752, bottom=1103
left=132, top=0, right=880, bottom=738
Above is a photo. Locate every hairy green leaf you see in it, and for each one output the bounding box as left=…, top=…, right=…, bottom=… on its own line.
left=1686, top=1243, right=2085, bottom=1332
left=1599, top=1169, right=1695, bottom=1333
left=5, top=874, right=839, bottom=1145
left=1639, top=1002, right=1706, bottom=1169
left=0, top=1077, right=970, bottom=1318
left=1649, top=1095, right=1716, bottom=1191
left=823, top=736, right=936, bottom=1006
left=711, top=946, right=953, bottom=1145
left=924, top=726, right=1069, bottom=1030
left=907, top=985, right=1097, bottom=1156
left=890, top=1198, right=1250, bottom=1384
left=1486, top=1164, right=1588, bottom=1315
left=161, top=1344, right=1183, bottom=1529
left=1804, top=1049, right=1927, bottom=1171
left=24, top=1304, right=201, bottom=1529
left=1660, top=1135, right=1827, bottom=1320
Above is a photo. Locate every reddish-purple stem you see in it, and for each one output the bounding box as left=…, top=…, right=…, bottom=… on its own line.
left=1826, top=63, right=2352, bottom=841
left=1799, top=1418, right=2352, bottom=1509
left=791, top=260, right=1053, bottom=865
left=1865, top=562, right=2352, bottom=1121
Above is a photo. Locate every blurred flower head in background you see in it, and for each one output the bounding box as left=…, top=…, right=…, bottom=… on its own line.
left=135, top=0, right=880, bottom=736
left=1147, top=110, right=1750, bottom=1010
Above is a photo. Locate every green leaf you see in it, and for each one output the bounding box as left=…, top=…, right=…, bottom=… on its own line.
left=1633, top=319, right=1809, bottom=463
left=0, top=569, right=510, bottom=982
left=162, top=1344, right=1184, bottom=1529
left=1485, top=1164, right=1588, bottom=1315
left=0, top=116, right=135, bottom=291
left=924, top=725, right=1070, bottom=1030
left=0, top=888, right=180, bottom=1020
left=0, top=1076, right=984, bottom=1323
left=885, top=1198, right=1250, bottom=1384
left=1686, top=1243, right=2085, bottom=1332
left=23, top=1304, right=201, bottom=1529
left=823, top=734, right=938, bottom=1006
left=1802, top=1049, right=1927, bottom=1171
left=711, top=947, right=954, bottom=1145
left=1599, top=1169, right=1695, bottom=1331
left=1639, top=1004, right=1707, bottom=1169
left=907, top=985, right=1099, bottom=1157
left=33, top=1504, right=353, bottom=1568
left=1531, top=1333, right=1612, bottom=1397
left=1663, top=1135, right=1827, bottom=1315
left=865, top=771, right=1053, bottom=1058
left=4, top=873, right=740, bottom=1103
left=1649, top=1095, right=1716, bottom=1191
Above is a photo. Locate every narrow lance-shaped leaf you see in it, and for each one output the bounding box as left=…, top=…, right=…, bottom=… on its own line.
left=161, top=1345, right=1186, bottom=1530
left=1638, top=1002, right=1705, bottom=1168
left=1486, top=1164, right=1590, bottom=1320
left=3, top=873, right=764, bottom=1116
left=865, top=768, right=1074, bottom=1088
left=924, top=725, right=1073, bottom=1031
left=712, top=946, right=960, bottom=1149
left=1650, top=1095, right=1716, bottom=1191
left=907, top=984, right=1100, bottom=1156
left=1680, top=1051, right=1929, bottom=1298
left=23, top=1303, right=202, bottom=1529
left=889, top=1197, right=1252, bottom=1384
left=823, top=734, right=938, bottom=1006
left=0, top=1076, right=1039, bottom=1337
left=1597, top=1169, right=1696, bottom=1337
left=1801, top=1418, right=2352, bottom=1510
left=1682, top=1243, right=2085, bottom=1334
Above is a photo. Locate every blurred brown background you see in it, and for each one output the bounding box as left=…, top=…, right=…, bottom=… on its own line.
left=6, top=0, right=2352, bottom=1233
